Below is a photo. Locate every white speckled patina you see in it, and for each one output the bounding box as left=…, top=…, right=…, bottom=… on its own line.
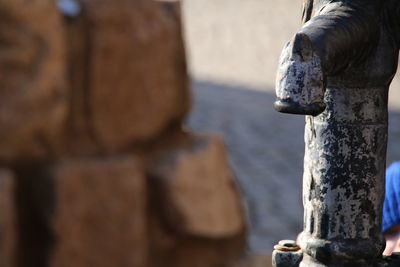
left=299, top=86, right=388, bottom=266
left=275, top=35, right=325, bottom=109
left=273, top=0, right=400, bottom=266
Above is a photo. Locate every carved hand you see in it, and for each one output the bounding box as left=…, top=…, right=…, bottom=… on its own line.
left=275, top=33, right=326, bottom=116
left=274, top=0, right=395, bottom=116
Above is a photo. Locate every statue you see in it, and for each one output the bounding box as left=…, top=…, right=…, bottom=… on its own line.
left=273, top=0, right=400, bottom=266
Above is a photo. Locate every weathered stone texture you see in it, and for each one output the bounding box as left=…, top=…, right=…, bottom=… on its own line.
left=0, top=170, right=16, bottom=267
left=0, top=0, right=67, bottom=163
left=72, top=0, right=191, bottom=153
left=49, top=157, right=147, bottom=267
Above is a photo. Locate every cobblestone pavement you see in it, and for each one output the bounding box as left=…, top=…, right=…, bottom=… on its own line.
left=186, top=80, right=400, bottom=253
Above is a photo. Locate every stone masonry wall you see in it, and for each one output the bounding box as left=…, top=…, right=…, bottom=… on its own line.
left=0, top=0, right=247, bottom=266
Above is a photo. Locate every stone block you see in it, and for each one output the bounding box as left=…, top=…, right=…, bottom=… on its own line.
left=71, top=0, right=191, bottom=153
left=0, top=170, right=16, bottom=267
left=15, top=157, right=147, bottom=267
left=0, top=0, right=68, bottom=163
left=148, top=131, right=246, bottom=266
left=150, top=132, right=245, bottom=238
left=51, top=157, right=147, bottom=267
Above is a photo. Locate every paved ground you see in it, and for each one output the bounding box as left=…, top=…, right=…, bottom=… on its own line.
left=186, top=80, right=400, bottom=253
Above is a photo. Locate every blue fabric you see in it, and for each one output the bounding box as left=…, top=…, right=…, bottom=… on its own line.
left=57, top=0, right=81, bottom=16
left=383, top=162, right=400, bottom=232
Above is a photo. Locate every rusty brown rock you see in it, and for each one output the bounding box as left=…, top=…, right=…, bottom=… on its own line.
left=0, top=170, right=16, bottom=267
left=0, top=0, right=68, bottom=163
left=147, top=131, right=246, bottom=266
left=150, top=132, right=245, bottom=238
left=71, top=0, right=191, bottom=153
left=49, top=157, right=147, bottom=267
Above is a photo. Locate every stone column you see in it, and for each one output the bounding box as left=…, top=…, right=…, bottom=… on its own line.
left=274, top=0, right=400, bottom=266
left=299, top=85, right=388, bottom=266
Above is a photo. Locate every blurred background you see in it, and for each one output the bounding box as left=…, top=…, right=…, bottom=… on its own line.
left=182, top=0, right=400, bottom=253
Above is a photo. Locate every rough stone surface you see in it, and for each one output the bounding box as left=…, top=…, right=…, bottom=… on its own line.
left=272, top=250, right=302, bottom=267
left=0, top=170, right=16, bottom=267
left=74, top=0, right=191, bottom=152
left=300, top=87, right=389, bottom=265
left=275, top=1, right=399, bottom=265
left=0, top=0, right=68, bottom=163
left=275, top=33, right=326, bottom=116
left=150, top=132, right=245, bottom=238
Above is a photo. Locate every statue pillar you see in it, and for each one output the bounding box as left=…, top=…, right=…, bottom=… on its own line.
left=273, top=1, right=400, bottom=266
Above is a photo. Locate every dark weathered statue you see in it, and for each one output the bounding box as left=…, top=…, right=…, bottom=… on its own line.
left=273, top=0, right=400, bottom=266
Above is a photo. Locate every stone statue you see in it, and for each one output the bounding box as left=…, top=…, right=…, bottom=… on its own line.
left=273, top=0, right=400, bottom=266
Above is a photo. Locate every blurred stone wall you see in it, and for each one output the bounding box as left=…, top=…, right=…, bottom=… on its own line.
left=0, top=1, right=248, bottom=266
